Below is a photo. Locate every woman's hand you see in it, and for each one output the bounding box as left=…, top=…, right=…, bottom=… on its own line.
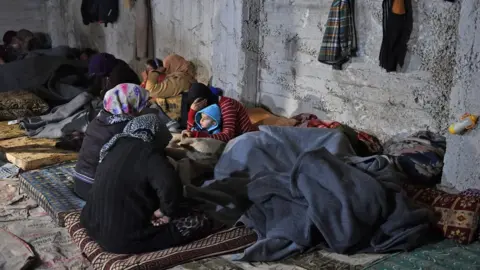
left=190, top=98, right=207, bottom=111
left=151, top=209, right=170, bottom=226
left=181, top=130, right=192, bottom=138
left=141, top=70, right=148, bottom=81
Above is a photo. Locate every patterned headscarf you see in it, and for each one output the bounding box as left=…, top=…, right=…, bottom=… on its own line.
left=88, top=53, right=118, bottom=76
left=99, top=114, right=173, bottom=163
left=103, top=83, right=149, bottom=114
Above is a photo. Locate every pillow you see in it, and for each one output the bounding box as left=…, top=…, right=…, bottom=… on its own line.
left=404, top=184, right=480, bottom=244
left=384, top=131, right=446, bottom=186
left=0, top=90, right=49, bottom=121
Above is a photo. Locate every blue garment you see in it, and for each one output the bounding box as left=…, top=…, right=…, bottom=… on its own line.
left=192, top=104, right=222, bottom=134
left=209, top=86, right=222, bottom=96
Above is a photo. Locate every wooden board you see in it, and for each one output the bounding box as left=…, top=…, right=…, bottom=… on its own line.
left=0, top=137, right=77, bottom=171
left=0, top=122, right=25, bottom=140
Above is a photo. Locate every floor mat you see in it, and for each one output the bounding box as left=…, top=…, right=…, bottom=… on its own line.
left=19, top=162, right=84, bottom=226
left=65, top=211, right=257, bottom=270
left=0, top=136, right=77, bottom=170
left=365, top=239, right=480, bottom=269
left=0, top=122, right=25, bottom=140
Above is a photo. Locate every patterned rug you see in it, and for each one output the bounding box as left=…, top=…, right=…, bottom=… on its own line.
left=365, top=239, right=480, bottom=269
left=19, top=162, right=84, bottom=226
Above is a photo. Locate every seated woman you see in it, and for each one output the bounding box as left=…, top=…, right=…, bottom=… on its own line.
left=144, top=54, right=196, bottom=125
left=182, top=83, right=257, bottom=143
left=80, top=114, right=213, bottom=254
left=141, top=58, right=166, bottom=88
left=74, top=83, right=150, bottom=200
left=88, top=53, right=141, bottom=97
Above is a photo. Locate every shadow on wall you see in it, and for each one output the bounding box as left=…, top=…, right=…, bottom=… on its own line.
left=190, top=58, right=212, bottom=86
left=256, top=2, right=331, bottom=119
left=259, top=93, right=329, bottom=119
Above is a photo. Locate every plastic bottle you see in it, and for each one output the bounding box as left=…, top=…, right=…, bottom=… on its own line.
left=448, top=113, right=478, bottom=134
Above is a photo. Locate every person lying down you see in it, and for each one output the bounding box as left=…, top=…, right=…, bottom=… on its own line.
left=80, top=114, right=214, bottom=254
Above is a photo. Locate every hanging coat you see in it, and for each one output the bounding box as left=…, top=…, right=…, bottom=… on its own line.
left=81, top=0, right=119, bottom=27
left=318, top=0, right=357, bottom=70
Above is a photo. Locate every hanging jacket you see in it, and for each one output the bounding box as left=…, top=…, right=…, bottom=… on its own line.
left=318, top=0, right=357, bottom=70
left=81, top=0, right=119, bottom=27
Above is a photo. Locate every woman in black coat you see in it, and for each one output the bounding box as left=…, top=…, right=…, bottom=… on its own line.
left=80, top=114, right=213, bottom=254
left=73, top=83, right=150, bottom=200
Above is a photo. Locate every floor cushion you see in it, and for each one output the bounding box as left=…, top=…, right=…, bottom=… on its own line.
left=404, top=184, right=480, bottom=244
left=65, top=211, right=257, bottom=270
left=0, top=121, right=25, bottom=140
left=19, top=162, right=84, bottom=226
left=0, top=136, right=78, bottom=170
left=0, top=90, right=49, bottom=121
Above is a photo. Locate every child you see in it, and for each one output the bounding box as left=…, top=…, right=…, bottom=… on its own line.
left=188, top=104, right=222, bottom=135
left=146, top=58, right=162, bottom=72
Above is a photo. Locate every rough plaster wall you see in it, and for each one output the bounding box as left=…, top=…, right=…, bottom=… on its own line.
left=257, top=0, right=459, bottom=139
left=442, top=0, right=480, bottom=191
left=45, top=0, right=248, bottom=90
left=46, top=0, right=136, bottom=63
left=0, top=0, right=47, bottom=35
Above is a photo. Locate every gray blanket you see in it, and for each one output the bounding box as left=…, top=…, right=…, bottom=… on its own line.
left=0, top=56, right=87, bottom=104
left=207, top=126, right=435, bottom=261
left=19, top=92, right=96, bottom=139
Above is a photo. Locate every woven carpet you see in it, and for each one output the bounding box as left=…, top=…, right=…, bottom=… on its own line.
left=365, top=239, right=480, bottom=269
left=65, top=211, right=257, bottom=270
left=19, top=162, right=84, bottom=226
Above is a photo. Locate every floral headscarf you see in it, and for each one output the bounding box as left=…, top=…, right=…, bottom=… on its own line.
left=103, top=83, right=149, bottom=114
left=99, top=114, right=172, bottom=163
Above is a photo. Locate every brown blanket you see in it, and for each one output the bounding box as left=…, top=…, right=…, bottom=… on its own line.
left=166, top=135, right=225, bottom=186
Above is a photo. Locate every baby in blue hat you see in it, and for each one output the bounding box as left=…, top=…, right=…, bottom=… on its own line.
left=191, top=104, right=222, bottom=134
